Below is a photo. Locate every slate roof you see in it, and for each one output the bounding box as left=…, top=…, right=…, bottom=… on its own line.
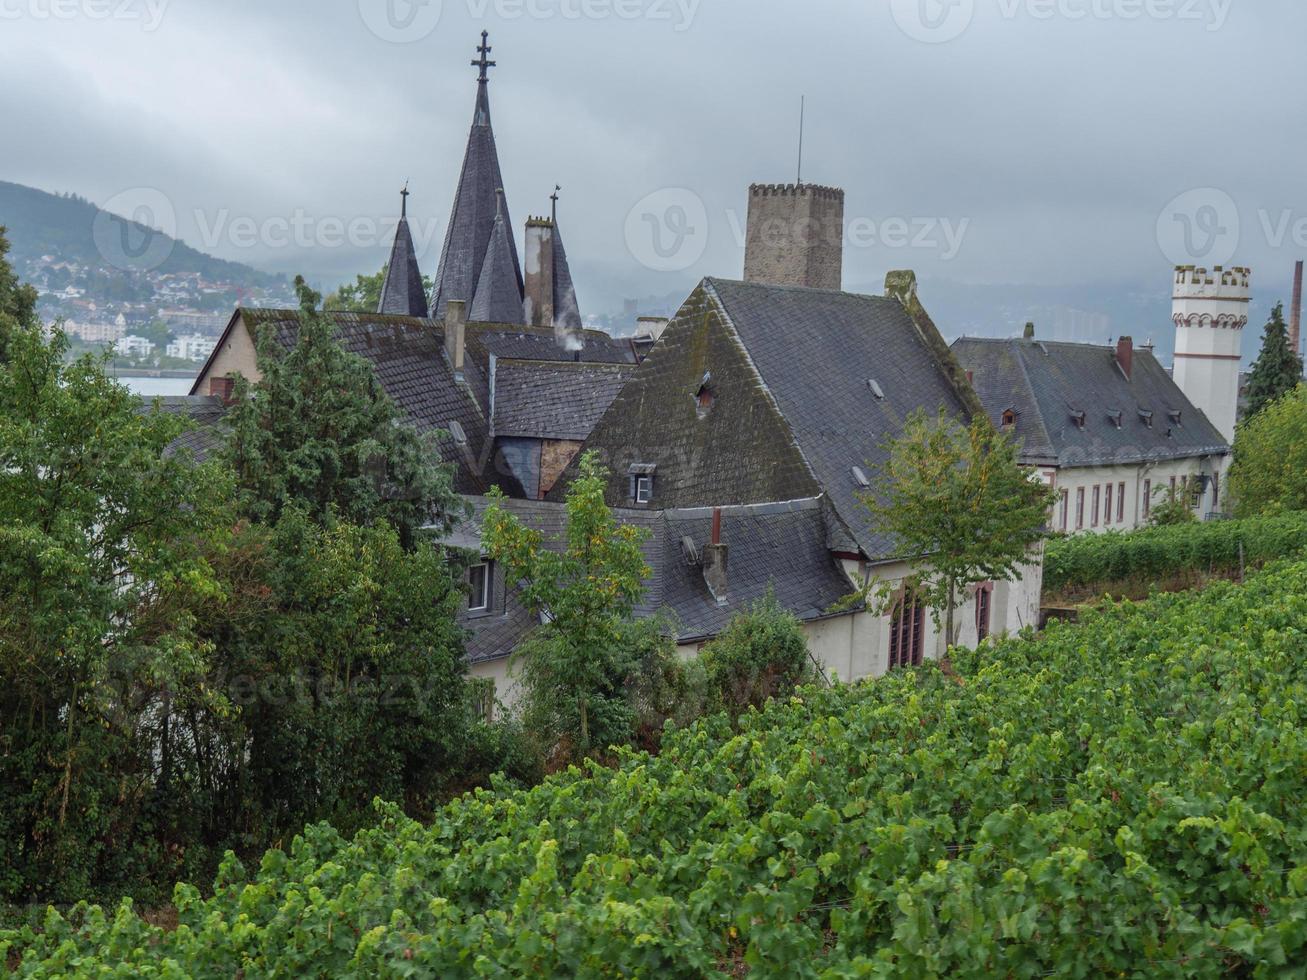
left=469, top=195, right=525, bottom=324
left=241, top=309, right=491, bottom=493
left=148, top=395, right=229, bottom=462
left=706, top=278, right=977, bottom=559
left=450, top=495, right=853, bottom=664
left=550, top=221, right=582, bottom=331
left=492, top=359, right=634, bottom=441
left=562, top=278, right=977, bottom=560
left=430, top=76, right=523, bottom=321
left=952, top=337, right=1230, bottom=468
left=377, top=194, right=429, bottom=318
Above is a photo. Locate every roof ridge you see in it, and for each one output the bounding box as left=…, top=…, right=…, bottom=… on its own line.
left=705, top=275, right=891, bottom=303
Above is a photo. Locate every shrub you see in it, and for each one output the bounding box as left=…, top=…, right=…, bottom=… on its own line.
left=1043, top=510, right=1307, bottom=596
left=695, top=591, right=817, bottom=719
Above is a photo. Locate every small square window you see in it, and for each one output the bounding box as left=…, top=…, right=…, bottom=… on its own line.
left=635, top=475, right=653, bottom=504
left=468, top=560, right=492, bottom=612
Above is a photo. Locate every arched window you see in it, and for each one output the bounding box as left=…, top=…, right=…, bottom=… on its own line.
left=889, top=589, right=925, bottom=669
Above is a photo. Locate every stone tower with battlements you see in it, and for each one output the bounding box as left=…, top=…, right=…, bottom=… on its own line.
left=1172, top=264, right=1250, bottom=443
left=743, top=183, right=844, bottom=291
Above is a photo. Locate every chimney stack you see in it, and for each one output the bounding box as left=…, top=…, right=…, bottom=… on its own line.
left=444, top=300, right=467, bottom=381
left=1116, top=335, right=1134, bottom=381
left=1291, top=260, right=1303, bottom=364
left=743, top=182, right=844, bottom=291
left=702, top=507, right=728, bottom=606
left=523, top=217, right=555, bottom=328
left=1024, top=322, right=1036, bottom=340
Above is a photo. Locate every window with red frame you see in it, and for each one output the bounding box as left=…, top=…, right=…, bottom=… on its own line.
left=1104, top=483, right=1113, bottom=526
left=975, top=582, right=994, bottom=643
left=889, top=591, right=925, bottom=670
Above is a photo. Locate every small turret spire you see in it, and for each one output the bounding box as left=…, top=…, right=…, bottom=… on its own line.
left=472, top=30, right=495, bottom=83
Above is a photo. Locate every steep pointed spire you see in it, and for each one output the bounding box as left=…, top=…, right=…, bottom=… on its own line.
left=470, top=190, right=525, bottom=324
left=549, top=193, right=582, bottom=330
left=430, top=31, right=523, bottom=320
left=378, top=183, right=429, bottom=317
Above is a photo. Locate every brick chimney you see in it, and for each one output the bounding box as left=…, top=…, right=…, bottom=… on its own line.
left=1116, top=335, right=1134, bottom=381
left=523, top=217, right=555, bottom=328
left=743, top=183, right=844, bottom=291
left=702, top=508, right=728, bottom=606
left=444, top=300, right=467, bottom=382
left=1291, top=260, right=1303, bottom=364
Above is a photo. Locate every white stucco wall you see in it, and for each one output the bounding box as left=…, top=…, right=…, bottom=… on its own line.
left=1050, top=456, right=1228, bottom=534
left=473, top=550, right=1045, bottom=713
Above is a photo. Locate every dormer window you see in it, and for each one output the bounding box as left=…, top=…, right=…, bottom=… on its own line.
left=1070, top=410, right=1086, bottom=430
left=1168, top=409, right=1183, bottom=425
left=868, top=379, right=886, bottom=400
left=468, top=559, right=493, bottom=613
left=1108, top=410, right=1123, bottom=429
left=628, top=463, right=656, bottom=504
left=1001, top=409, right=1017, bottom=429
left=1139, top=410, right=1154, bottom=428
left=695, top=372, right=715, bottom=418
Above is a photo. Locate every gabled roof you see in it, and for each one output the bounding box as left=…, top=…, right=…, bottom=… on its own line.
left=559, top=277, right=977, bottom=560
left=705, top=278, right=977, bottom=560
left=451, top=495, right=853, bottom=663
left=430, top=75, right=523, bottom=320
left=377, top=191, right=429, bottom=317
left=492, top=359, right=634, bottom=441
left=952, top=337, right=1229, bottom=467
left=469, top=195, right=525, bottom=324
left=550, top=220, right=582, bottom=330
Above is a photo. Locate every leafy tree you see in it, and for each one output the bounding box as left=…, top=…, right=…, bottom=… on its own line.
left=224, top=277, right=461, bottom=546
left=0, top=315, right=231, bottom=902
left=1230, top=382, right=1307, bottom=516
left=481, top=452, right=653, bottom=756
left=860, top=409, right=1055, bottom=648
left=181, top=508, right=499, bottom=843
left=1244, top=302, right=1303, bottom=420
left=694, top=591, right=817, bottom=720
left=0, top=226, right=39, bottom=360
left=324, top=265, right=433, bottom=312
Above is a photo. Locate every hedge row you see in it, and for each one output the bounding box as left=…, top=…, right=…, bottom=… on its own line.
left=5, top=557, right=1307, bottom=975
left=1043, top=510, right=1307, bottom=595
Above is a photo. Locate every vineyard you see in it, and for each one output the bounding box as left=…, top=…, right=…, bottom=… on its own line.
left=1043, top=511, right=1307, bottom=599
left=5, top=560, right=1307, bottom=977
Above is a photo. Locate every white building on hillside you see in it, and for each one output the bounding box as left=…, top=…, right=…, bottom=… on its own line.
left=167, top=334, right=218, bottom=362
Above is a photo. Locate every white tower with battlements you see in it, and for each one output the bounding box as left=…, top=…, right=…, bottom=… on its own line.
left=1172, top=265, right=1250, bottom=443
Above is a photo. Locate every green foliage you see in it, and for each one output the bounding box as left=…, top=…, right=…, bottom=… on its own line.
left=324, top=265, right=434, bottom=312
left=861, top=409, right=1055, bottom=645
left=1231, top=383, right=1307, bottom=517
left=0, top=227, right=39, bottom=361
left=224, top=277, right=461, bottom=546
left=1147, top=482, right=1199, bottom=527
left=1043, top=510, right=1307, bottom=595
left=482, top=453, right=653, bottom=757
left=1244, top=302, right=1303, bottom=421
left=695, top=591, right=817, bottom=719
left=10, top=557, right=1307, bottom=975
left=0, top=314, right=231, bottom=904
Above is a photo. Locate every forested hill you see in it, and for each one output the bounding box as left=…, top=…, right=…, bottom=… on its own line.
left=0, top=180, right=280, bottom=287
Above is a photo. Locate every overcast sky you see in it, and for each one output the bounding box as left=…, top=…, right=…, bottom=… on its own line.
left=2, top=0, right=1305, bottom=314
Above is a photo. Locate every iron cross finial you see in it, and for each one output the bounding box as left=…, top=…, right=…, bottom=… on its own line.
left=550, top=184, right=560, bottom=222
left=400, top=181, right=409, bottom=217
left=472, top=30, right=495, bottom=82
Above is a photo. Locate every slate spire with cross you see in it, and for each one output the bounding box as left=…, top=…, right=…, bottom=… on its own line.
left=378, top=181, right=428, bottom=317
left=430, top=31, right=525, bottom=322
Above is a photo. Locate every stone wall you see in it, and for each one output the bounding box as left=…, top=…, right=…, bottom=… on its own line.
left=743, top=183, right=844, bottom=291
